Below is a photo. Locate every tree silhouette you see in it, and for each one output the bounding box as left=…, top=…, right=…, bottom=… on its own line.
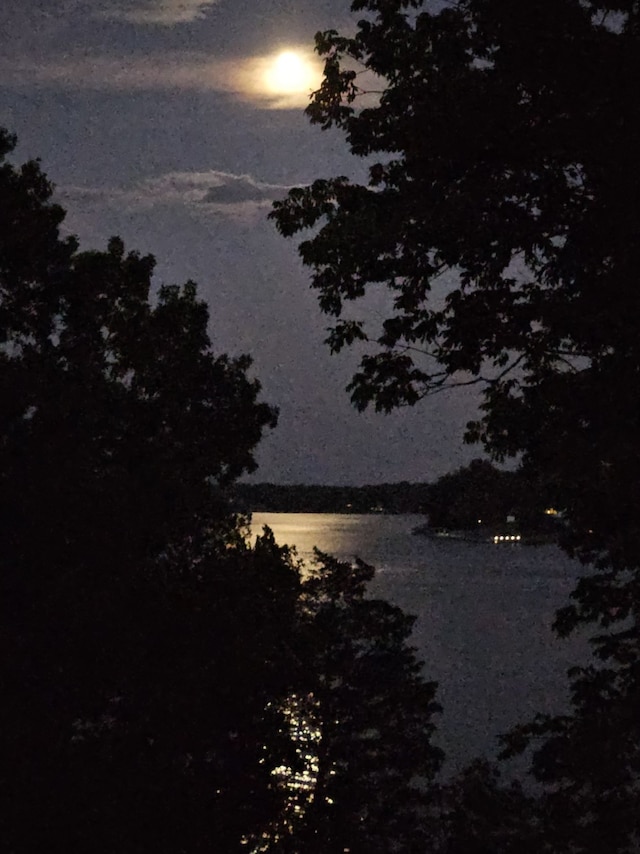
left=271, top=0, right=640, bottom=571
left=0, top=127, right=298, bottom=852
left=1, top=128, right=446, bottom=853
left=275, top=551, right=443, bottom=853
left=271, top=2, right=640, bottom=849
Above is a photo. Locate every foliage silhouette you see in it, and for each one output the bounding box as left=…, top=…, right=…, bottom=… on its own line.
left=271, top=1, right=640, bottom=850
left=1, top=128, right=446, bottom=853
left=280, top=551, right=443, bottom=853
left=423, top=458, right=557, bottom=533
left=0, top=126, right=301, bottom=852
left=271, top=0, right=640, bottom=571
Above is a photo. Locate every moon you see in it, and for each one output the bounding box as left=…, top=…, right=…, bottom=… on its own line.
left=263, top=50, right=319, bottom=96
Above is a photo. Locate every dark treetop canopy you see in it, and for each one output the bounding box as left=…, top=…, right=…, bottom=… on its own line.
left=273, top=4, right=640, bottom=850
left=0, top=125, right=286, bottom=852
left=1, top=127, right=445, bottom=854
left=272, top=0, right=640, bottom=575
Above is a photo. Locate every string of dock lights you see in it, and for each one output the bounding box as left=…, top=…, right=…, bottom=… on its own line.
left=493, top=534, right=521, bottom=543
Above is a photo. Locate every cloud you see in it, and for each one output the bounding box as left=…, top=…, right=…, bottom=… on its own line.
left=142, top=170, right=292, bottom=207
left=0, top=49, right=320, bottom=108
left=0, top=53, right=229, bottom=92
left=58, top=170, right=295, bottom=222
left=200, top=176, right=275, bottom=205
left=99, top=0, right=219, bottom=25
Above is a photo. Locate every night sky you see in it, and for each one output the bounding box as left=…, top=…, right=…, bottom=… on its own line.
left=0, top=0, right=480, bottom=484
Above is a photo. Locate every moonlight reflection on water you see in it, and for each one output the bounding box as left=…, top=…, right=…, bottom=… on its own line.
left=250, top=512, right=591, bottom=774
left=247, top=694, right=322, bottom=853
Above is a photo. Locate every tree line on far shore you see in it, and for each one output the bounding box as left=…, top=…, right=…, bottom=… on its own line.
left=230, top=479, right=431, bottom=514
left=232, top=459, right=560, bottom=534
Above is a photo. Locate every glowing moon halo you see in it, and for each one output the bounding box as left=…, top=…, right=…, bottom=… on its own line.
left=263, top=50, right=318, bottom=96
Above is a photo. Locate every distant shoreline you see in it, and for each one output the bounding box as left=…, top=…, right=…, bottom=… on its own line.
left=412, top=524, right=559, bottom=546
left=248, top=508, right=402, bottom=515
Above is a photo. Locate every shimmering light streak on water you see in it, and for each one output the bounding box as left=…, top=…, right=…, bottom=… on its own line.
left=244, top=694, right=322, bottom=853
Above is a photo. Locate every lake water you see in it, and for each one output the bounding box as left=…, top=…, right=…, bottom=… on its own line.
left=251, top=512, right=592, bottom=776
